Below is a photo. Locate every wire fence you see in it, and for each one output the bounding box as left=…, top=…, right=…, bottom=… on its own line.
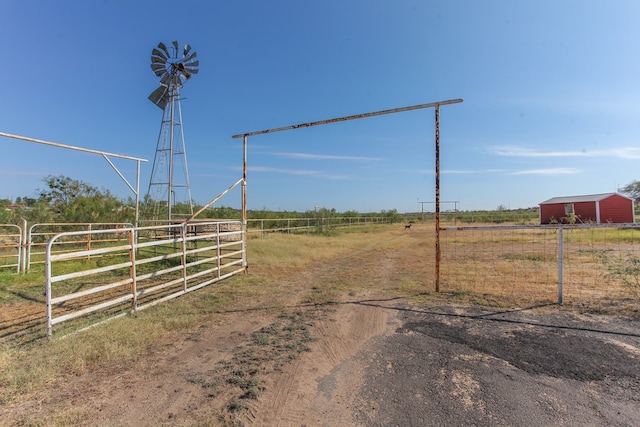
left=246, top=216, right=392, bottom=236
left=440, top=224, right=640, bottom=308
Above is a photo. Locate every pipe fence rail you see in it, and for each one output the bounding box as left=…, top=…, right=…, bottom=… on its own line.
left=27, top=222, right=136, bottom=273
left=44, top=221, right=246, bottom=336
left=0, top=223, right=24, bottom=273
left=440, top=223, right=640, bottom=306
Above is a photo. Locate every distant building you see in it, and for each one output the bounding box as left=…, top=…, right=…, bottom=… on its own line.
left=5, top=203, right=25, bottom=211
left=539, top=193, right=635, bottom=224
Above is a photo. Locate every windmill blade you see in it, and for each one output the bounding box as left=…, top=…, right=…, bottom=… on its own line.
left=151, top=63, right=167, bottom=77
left=152, top=48, right=167, bottom=61
left=160, top=73, right=172, bottom=86
left=148, top=41, right=197, bottom=109
left=148, top=85, right=170, bottom=110
left=151, top=59, right=166, bottom=75
left=157, top=42, right=170, bottom=59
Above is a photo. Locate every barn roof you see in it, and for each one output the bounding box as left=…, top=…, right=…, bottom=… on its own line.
left=539, top=193, right=629, bottom=205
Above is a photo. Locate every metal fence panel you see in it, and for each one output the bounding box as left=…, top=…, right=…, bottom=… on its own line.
left=0, top=223, right=23, bottom=273
left=44, top=221, right=246, bottom=336
left=27, top=222, right=135, bottom=272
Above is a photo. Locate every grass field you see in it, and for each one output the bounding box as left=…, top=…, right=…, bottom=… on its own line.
left=1, top=223, right=639, bottom=425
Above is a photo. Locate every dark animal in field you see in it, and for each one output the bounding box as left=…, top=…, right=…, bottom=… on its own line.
left=405, top=224, right=411, bottom=230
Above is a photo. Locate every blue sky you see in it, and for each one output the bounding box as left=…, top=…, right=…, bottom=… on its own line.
left=1, top=1, right=639, bottom=213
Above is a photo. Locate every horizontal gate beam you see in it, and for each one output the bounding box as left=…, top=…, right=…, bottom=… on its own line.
left=231, top=98, right=463, bottom=139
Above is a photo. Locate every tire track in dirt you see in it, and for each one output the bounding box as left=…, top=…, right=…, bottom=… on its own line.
left=246, top=303, right=395, bottom=427
left=243, top=231, right=418, bottom=426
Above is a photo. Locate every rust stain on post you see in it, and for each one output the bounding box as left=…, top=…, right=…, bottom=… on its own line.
left=435, top=105, right=441, bottom=293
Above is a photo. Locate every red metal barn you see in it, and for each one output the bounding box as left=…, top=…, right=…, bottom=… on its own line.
left=539, top=193, right=635, bottom=224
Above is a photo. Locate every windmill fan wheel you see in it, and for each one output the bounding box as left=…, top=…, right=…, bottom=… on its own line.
left=148, top=41, right=199, bottom=110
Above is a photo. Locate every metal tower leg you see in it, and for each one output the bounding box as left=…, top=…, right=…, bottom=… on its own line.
left=143, top=87, right=194, bottom=222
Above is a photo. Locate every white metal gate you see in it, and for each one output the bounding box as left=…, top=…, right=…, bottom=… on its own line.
left=44, top=221, right=246, bottom=336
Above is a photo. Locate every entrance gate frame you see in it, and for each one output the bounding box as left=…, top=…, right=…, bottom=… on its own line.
left=229, top=98, right=464, bottom=292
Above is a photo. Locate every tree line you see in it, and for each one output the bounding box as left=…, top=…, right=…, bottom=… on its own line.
left=0, top=175, right=406, bottom=225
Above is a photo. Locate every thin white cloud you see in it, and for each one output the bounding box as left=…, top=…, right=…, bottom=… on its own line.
left=608, top=148, right=640, bottom=159
left=249, top=166, right=349, bottom=180
left=398, top=168, right=508, bottom=175
left=491, top=145, right=640, bottom=159
left=250, top=166, right=317, bottom=175
left=510, top=168, right=580, bottom=175
left=273, top=152, right=383, bottom=161
left=443, top=169, right=507, bottom=174
left=405, top=167, right=578, bottom=176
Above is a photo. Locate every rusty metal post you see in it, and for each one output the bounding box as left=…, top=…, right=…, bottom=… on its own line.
left=86, top=224, right=92, bottom=263
left=242, top=135, right=248, bottom=272
left=435, top=105, right=441, bottom=293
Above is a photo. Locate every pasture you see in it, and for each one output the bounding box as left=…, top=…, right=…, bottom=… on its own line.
left=1, top=223, right=639, bottom=425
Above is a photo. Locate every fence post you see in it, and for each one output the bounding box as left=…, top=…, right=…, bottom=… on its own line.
left=129, top=228, right=138, bottom=313
left=217, top=222, right=222, bottom=278
left=26, top=223, right=34, bottom=273
left=557, top=227, right=564, bottom=304
left=86, top=224, right=92, bottom=263
left=181, top=224, right=188, bottom=291
left=45, top=238, right=54, bottom=337
left=20, top=219, right=27, bottom=273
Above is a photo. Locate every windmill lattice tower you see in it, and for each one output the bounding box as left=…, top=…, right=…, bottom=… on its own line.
left=144, top=41, right=199, bottom=222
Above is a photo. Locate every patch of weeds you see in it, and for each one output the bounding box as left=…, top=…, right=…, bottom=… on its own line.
left=228, top=398, right=248, bottom=412
left=502, top=252, right=555, bottom=262
left=189, top=309, right=320, bottom=417
left=243, top=386, right=260, bottom=399
left=303, top=286, right=339, bottom=305
left=251, top=332, right=271, bottom=345
left=186, top=331, right=202, bottom=342
left=595, top=250, right=640, bottom=297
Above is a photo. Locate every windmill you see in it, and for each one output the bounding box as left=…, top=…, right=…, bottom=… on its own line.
left=144, top=41, right=199, bottom=222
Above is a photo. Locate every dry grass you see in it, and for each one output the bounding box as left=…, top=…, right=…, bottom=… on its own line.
left=1, top=223, right=638, bottom=421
